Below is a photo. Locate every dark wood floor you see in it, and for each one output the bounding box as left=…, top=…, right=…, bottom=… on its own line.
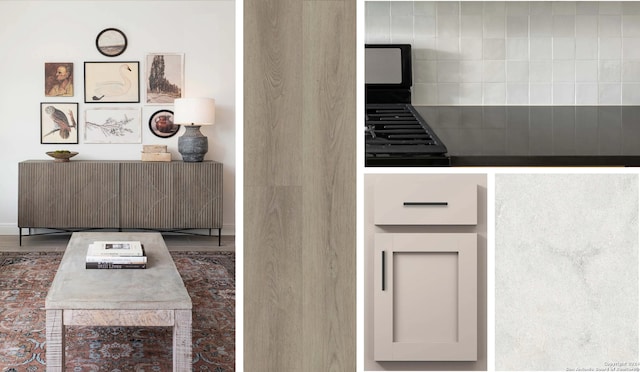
left=0, top=233, right=235, bottom=252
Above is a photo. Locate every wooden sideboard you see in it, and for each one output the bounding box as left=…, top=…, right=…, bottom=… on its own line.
left=18, top=160, right=223, bottom=245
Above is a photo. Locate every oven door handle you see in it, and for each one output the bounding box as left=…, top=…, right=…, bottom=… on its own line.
left=403, top=202, right=448, bottom=206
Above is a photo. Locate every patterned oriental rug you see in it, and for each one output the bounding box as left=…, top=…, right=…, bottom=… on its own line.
left=0, top=251, right=235, bottom=371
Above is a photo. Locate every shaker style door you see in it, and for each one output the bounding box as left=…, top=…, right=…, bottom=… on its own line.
left=374, top=233, right=477, bottom=361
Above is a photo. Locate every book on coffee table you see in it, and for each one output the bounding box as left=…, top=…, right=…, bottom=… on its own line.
left=86, top=241, right=147, bottom=269
left=89, top=241, right=144, bottom=257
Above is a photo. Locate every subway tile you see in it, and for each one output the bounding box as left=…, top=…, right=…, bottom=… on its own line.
left=599, top=1, right=622, bottom=15
left=461, top=38, right=483, bottom=60
left=553, top=2, right=576, bottom=15
left=484, top=60, right=507, bottom=82
left=460, top=60, right=484, bottom=82
left=553, top=15, right=576, bottom=37
left=599, top=60, right=622, bottom=82
left=415, top=15, right=436, bottom=38
left=575, top=60, right=598, bottom=82
left=414, top=1, right=436, bottom=16
left=438, top=83, right=460, bottom=104
left=507, top=60, right=530, bottom=82
left=390, top=2, right=413, bottom=17
left=576, top=83, right=599, bottom=104
left=599, top=83, right=622, bottom=104
left=530, top=2, right=553, bottom=16
left=484, top=38, right=506, bottom=59
left=436, top=37, right=460, bottom=60
left=438, top=15, right=460, bottom=38
left=414, top=60, right=437, bottom=83
left=461, top=1, right=483, bottom=16
left=599, top=15, right=622, bottom=37
left=576, top=15, right=599, bottom=37
left=575, top=38, right=598, bottom=59
left=412, top=83, right=438, bottom=105
left=623, top=38, right=640, bottom=60
left=623, top=15, right=640, bottom=38
left=460, top=83, right=483, bottom=104
left=507, top=38, right=529, bottom=60
left=507, top=16, right=529, bottom=38
left=390, top=16, right=414, bottom=42
left=507, top=83, right=530, bottom=104
left=507, top=2, right=529, bottom=15
left=484, top=82, right=507, bottom=104
left=413, top=37, right=437, bottom=60
left=622, top=60, right=640, bottom=81
left=437, top=60, right=460, bottom=82
left=553, top=38, right=576, bottom=60
left=530, top=60, right=553, bottom=82
left=530, top=83, right=553, bottom=104
left=484, top=2, right=506, bottom=16
left=530, top=15, right=553, bottom=37
left=437, top=1, right=459, bottom=16
left=366, top=2, right=390, bottom=19
left=553, top=60, right=576, bottom=82
left=553, top=83, right=576, bottom=104
left=530, top=38, right=553, bottom=60
left=622, top=83, right=640, bottom=104
left=461, top=15, right=483, bottom=38
left=485, top=15, right=506, bottom=38
left=576, top=2, right=599, bottom=15
left=622, top=2, right=640, bottom=15
left=365, top=15, right=391, bottom=44
left=599, top=38, right=622, bottom=60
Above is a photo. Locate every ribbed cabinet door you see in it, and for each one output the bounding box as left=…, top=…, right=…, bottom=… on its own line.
left=18, top=161, right=119, bottom=228
left=374, top=233, right=478, bottom=361
left=120, top=162, right=172, bottom=228
left=172, top=162, right=222, bottom=229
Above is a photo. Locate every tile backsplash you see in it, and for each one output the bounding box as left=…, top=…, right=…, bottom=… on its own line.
left=366, top=1, right=640, bottom=105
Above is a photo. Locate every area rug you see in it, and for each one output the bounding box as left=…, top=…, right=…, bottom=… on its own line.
left=0, top=251, right=235, bottom=371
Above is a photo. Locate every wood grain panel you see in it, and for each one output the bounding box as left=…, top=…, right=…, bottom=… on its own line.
left=244, top=186, right=303, bottom=371
left=244, top=0, right=356, bottom=369
left=301, top=1, right=356, bottom=372
left=64, top=309, right=174, bottom=326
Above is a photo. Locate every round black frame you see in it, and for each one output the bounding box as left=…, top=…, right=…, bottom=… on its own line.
left=149, top=109, right=179, bottom=138
left=96, top=28, right=128, bottom=57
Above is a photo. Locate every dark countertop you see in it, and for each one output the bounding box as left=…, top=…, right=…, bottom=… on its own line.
left=413, top=106, right=640, bottom=166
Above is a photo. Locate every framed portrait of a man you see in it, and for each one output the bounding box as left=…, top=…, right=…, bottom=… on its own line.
left=45, top=63, right=74, bottom=97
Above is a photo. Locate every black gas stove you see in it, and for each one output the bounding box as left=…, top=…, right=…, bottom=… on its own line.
left=365, top=44, right=450, bottom=166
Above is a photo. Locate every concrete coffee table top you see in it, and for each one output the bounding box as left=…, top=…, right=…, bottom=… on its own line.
left=45, top=232, right=192, bottom=310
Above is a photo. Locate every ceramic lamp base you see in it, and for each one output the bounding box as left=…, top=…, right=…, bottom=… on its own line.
left=178, top=125, right=208, bottom=162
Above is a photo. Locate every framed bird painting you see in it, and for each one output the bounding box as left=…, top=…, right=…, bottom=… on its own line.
left=84, top=61, right=140, bottom=103
left=40, top=102, right=79, bottom=144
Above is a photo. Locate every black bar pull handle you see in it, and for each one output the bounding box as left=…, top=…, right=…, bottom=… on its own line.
left=403, top=202, right=448, bottom=206
left=382, top=251, right=386, bottom=291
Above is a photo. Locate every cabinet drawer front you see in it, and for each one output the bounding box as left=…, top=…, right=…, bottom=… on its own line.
left=374, top=175, right=477, bottom=225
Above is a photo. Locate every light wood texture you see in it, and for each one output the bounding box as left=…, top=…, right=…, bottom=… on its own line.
left=19, top=160, right=222, bottom=231
left=45, top=309, right=65, bottom=372
left=64, top=309, right=174, bottom=326
left=374, top=233, right=477, bottom=362
left=244, top=0, right=356, bottom=370
left=173, top=310, right=193, bottom=371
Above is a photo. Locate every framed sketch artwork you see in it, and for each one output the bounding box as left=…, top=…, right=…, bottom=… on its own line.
left=84, top=108, right=141, bottom=144
left=41, top=103, right=79, bottom=144
left=45, top=63, right=73, bottom=97
left=146, top=53, right=184, bottom=104
left=84, top=61, right=140, bottom=103
left=96, top=28, right=127, bottom=57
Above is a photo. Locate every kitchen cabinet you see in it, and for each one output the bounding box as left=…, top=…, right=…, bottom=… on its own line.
left=368, top=174, right=482, bottom=366
left=374, top=233, right=477, bottom=361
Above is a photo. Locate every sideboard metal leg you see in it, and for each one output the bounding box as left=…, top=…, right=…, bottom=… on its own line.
left=19, top=228, right=22, bottom=246
left=218, top=228, right=222, bottom=246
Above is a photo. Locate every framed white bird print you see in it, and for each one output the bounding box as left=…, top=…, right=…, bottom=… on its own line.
left=40, top=102, right=79, bottom=144
left=84, top=61, right=140, bottom=103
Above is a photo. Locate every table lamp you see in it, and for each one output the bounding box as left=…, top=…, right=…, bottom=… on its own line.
left=173, top=98, right=215, bottom=162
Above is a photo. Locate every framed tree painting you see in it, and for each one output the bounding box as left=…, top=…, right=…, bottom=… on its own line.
left=84, top=61, right=140, bottom=103
left=45, top=63, right=74, bottom=97
left=84, top=107, right=141, bottom=143
left=146, top=53, right=184, bottom=104
left=41, top=102, right=79, bottom=144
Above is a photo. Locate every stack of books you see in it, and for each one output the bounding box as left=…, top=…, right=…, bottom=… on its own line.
left=86, top=240, right=147, bottom=269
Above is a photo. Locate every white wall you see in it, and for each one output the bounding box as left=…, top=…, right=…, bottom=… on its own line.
left=0, top=0, right=236, bottom=235
left=366, top=1, right=640, bottom=105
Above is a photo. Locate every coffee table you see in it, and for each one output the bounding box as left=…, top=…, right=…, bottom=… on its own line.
left=45, top=232, right=192, bottom=371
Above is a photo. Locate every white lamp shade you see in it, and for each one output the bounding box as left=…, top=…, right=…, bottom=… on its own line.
left=173, top=98, right=216, bottom=125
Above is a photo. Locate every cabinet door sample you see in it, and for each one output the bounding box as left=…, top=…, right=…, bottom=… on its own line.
left=374, top=233, right=477, bottom=361
left=374, top=175, right=477, bottom=225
